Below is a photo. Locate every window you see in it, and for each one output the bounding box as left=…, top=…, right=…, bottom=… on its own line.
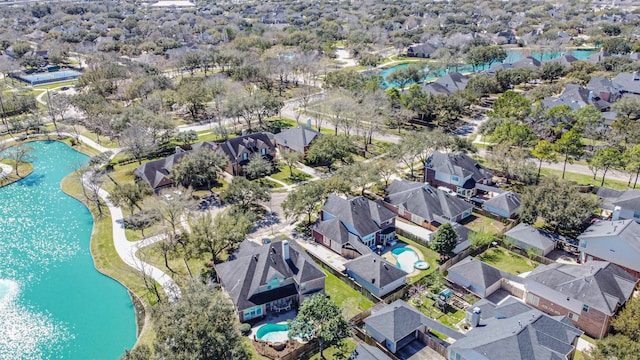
left=261, top=148, right=267, bottom=155
left=526, top=293, right=540, bottom=307
left=569, top=312, right=579, bottom=321
left=451, top=175, right=459, bottom=183
left=300, top=283, right=306, bottom=291
left=242, top=153, right=248, bottom=160
left=583, top=304, right=589, bottom=313
left=634, top=211, right=640, bottom=219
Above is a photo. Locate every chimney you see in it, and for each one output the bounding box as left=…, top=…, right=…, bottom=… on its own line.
left=282, top=240, right=290, bottom=261
left=612, top=206, right=621, bottom=221
left=467, top=307, right=482, bottom=327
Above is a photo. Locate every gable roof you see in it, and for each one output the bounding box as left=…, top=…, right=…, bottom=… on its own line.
left=217, top=132, right=275, bottom=163
left=385, top=180, right=473, bottom=223
left=504, top=223, right=561, bottom=251
left=217, top=240, right=325, bottom=311
left=273, top=126, right=321, bottom=152
left=433, top=72, right=469, bottom=92
left=578, top=220, right=640, bottom=271
left=512, top=56, right=542, bottom=69
left=526, top=261, right=638, bottom=315
left=321, top=194, right=396, bottom=238
left=451, top=298, right=582, bottom=360
left=426, top=152, right=492, bottom=184
left=612, top=72, right=640, bottom=94
left=364, top=300, right=464, bottom=341
left=483, top=191, right=521, bottom=217
left=587, top=50, right=610, bottom=64
left=133, top=152, right=187, bottom=189
left=407, top=43, right=437, bottom=56
left=351, top=344, right=391, bottom=360
left=448, top=257, right=520, bottom=290
left=596, top=188, right=640, bottom=212
left=345, top=253, right=406, bottom=290
left=546, top=54, right=578, bottom=66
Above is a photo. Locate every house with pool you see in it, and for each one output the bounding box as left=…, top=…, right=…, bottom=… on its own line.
left=216, top=239, right=326, bottom=323
left=312, top=194, right=397, bottom=258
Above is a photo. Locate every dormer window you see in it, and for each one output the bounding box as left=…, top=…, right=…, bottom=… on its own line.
left=261, top=148, right=267, bottom=155
left=243, top=153, right=248, bottom=160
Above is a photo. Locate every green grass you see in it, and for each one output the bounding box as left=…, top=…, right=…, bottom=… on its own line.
left=477, top=247, right=538, bottom=275
left=323, top=269, right=375, bottom=320
left=270, top=166, right=312, bottom=184
left=307, top=338, right=357, bottom=360
left=412, top=296, right=466, bottom=331
left=539, top=168, right=630, bottom=190
left=463, top=213, right=504, bottom=235
left=33, top=80, right=78, bottom=90
left=196, top=132, right=224, bottom=142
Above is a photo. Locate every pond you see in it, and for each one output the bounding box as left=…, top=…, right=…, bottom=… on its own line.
left=0, top=141, right=136, bottom=359
left=379, top=48, right=597, bottom=89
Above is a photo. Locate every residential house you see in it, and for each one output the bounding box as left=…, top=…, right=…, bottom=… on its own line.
left=587, top=77, right=620, bottom=103
left=216, top=132, right=276, bottom=176
left=596, top=188, right=640, bottom=223
left=383, top=179, right=474, bottom=230
left=406, top=43, right=438, bottom=58
left=350, top=344, right=391, bottom=360
left=541, top=84, right=610, bottom=112
left=447, top=257, right=522, bottom=297
left=612, top=71, right=640, bottom=96
left=587, top=50, right=610, bottom=64
left=345, top=253, right=407, bottom=297
left=216, top=239, right=326, bottom=323
left=511, top=56, right=542, bottom=69
left=424, top=151, right=493, bottom=198
left=578, top=219, right=640, bottom=277
left=449, top=298, right=583, bottom=360
left=133, top=152, right=188, bottom=191
left=524, top=261, right=638, bottom=338
left=312, top=194, right=396, bottom=257
left=504, top=223, right=561, bottom=256
left=546, top=54, right=578, bottom=67
left=364, top=300, right=464, bottom=354
left=494, top=30, right=517, bottom=45
left=422, top=72, right=469, bottom=96
left=451, top=223, right=473, bottom=255
left=273, top=126, right=321, bottom=154
left=479, top=186, right=521, bottom=219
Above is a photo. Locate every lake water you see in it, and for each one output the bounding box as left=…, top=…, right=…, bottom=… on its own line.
left=0, top=141, right=136, bottom=359
left=379, top=48, right=596, bottom=89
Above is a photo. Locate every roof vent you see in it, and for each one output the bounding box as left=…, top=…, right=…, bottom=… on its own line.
left=383, top=263, right=388, bottom=270
left=371, top=278, right=376, bottom=284
left=254, top=255, right=259, bottom=262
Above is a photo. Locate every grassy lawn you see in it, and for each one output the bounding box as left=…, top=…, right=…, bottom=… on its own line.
left=0, top=159, right=33, bottom=187
left=396, top=236, right=440, bottom=284
left=477, top=247, right=538, bottom=275
left=196, top=131, right=224, bottom=142
left=462, top=213, right=504, bottom=235
left=270, top=166, right=312, bottom=184
left=33, top=80, right=78, bottom=90
left=80, top=130, right=120, bottom=149
left=306, top=337, right=358, bottom=360
left=412, top=297, right=466, bottom=331
left=323, top=269, right=375, bottom=320
left=539, top=168, right=630, bottom=190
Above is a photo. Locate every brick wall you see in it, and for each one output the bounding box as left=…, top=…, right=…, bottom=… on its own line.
left=527, top=292, right=612, bottom=339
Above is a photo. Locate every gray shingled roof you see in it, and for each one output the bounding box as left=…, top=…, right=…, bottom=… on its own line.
left=364, top=300, right=464, bottom=341
left=448, top=257, right=520, bottom=289
left=450, top=298, right=582, bottom=360
left=217, top=240, right=325, bottom=311
left=345, top=253, right=406, bottom=290
left=385, top=180, right=473, bottom=223
left=596, top=188, right=640, bottom=212
left=512, top=56, right=542, bottom=69
left=504, top=223, right=560, bottom=252
left=351, top=344, right=391, bottom=360
left=217, top=132, right=275, bottom=164
left=434, top=72, right=469, bottom=91
left=612, top=72, right=640, bottom=94
left=426, top=152, right=492, bottom=184
left=483, top=191, right=521, bottom=217
left=273, top=126, right=321, bottom=152
left=321, top=194, right=396, bottom=238
left=133, top=152, right=187, bottom=190
left=526, top=261, right=638, bottom=315
left=578, top=220, right=640, bottom=271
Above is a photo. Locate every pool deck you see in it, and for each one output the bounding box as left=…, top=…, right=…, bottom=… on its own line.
left=382, top=243, right=425, bottom=278
left=248, top=309, right=297, bottom=340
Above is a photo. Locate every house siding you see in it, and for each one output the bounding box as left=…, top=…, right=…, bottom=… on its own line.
left=526, top=290, right=612, bottom=338
left=578, top=234, right=640, bottom=275
left=483, top=204, right=510, bottom=218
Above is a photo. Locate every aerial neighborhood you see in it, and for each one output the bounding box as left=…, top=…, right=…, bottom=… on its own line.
left=1, top=0, right=640, bottom=359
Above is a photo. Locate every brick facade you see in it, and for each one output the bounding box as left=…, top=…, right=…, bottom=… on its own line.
left=526, top=292, right=612, bottom=339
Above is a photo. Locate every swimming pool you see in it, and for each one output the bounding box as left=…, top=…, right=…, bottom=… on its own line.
left=391, top=247, right=420, bottom=273
left=256, top=323, right=290, bottom=343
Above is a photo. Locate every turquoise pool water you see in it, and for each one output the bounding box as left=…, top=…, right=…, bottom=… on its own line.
left=391, top=247, right=420, bottom=273
left=380, top=48, right=596, bottom=89
left=256, top=323, right=290, bottom=343
left=0, top=141, right=136, bottom=359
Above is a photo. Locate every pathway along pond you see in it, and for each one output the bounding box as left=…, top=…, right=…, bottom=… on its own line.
left=0, top=141, right=136, bottom=359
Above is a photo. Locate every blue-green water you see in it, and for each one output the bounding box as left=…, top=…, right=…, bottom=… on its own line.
left=380, top=48, right=596, bottom=89
left=0, top=141, right=136, bottom=359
